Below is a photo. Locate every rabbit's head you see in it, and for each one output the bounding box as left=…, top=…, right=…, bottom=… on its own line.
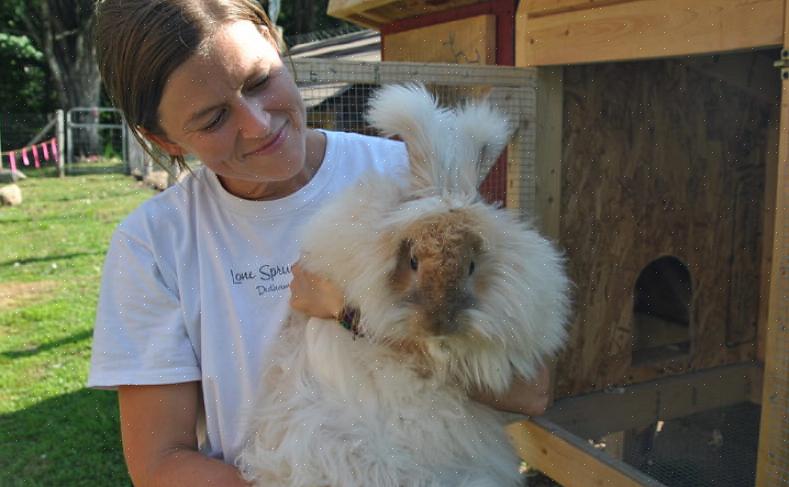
left=389, top=209, right=485, bottom=337
left=301, top=84, right=569, bottom=394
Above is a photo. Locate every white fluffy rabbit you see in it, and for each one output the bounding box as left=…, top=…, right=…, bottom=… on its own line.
left=238, top=83, right=571, bottom=487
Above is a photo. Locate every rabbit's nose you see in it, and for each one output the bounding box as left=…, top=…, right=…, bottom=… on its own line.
left=428, top=293, right=471, bottom=335
left=430, top=315, right=460, bottom=335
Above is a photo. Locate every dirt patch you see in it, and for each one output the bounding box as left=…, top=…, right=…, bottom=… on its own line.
left=0, top=281, right=59, bottom=310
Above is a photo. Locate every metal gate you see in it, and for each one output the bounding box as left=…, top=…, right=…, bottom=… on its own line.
left=65, top=107, right=128, bottom=168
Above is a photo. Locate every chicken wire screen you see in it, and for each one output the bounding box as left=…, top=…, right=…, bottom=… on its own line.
left=288, top=59, right=537, bottom=212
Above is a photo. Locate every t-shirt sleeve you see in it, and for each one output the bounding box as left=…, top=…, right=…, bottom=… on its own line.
left=87, top=226, right=201, bottom=389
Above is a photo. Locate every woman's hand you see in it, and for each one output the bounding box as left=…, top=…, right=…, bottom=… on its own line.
left=289, top=262, right=345, bottom=319
left=472, top=365, right=552, bottom=416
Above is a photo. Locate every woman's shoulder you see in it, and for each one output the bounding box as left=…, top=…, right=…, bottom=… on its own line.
left=322, top=130, right=408, bottom=173
left=325, top=129, right=405, bottom=151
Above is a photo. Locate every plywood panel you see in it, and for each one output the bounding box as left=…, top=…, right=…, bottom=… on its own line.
left=383, top=14, right=495, bottom=64
left=516, top=0, right=783, bottom=66
left=555, top=54, right=775, bottom=396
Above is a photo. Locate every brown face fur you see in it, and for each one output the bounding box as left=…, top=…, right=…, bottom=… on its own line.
left=389, top=209, right=484, bottom=337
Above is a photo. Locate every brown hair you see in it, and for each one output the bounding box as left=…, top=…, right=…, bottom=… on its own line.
left=95, top=0, right=280, bottom=171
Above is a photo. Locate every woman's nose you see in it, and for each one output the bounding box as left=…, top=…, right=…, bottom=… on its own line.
left=237, top=99, right=272, bottom=138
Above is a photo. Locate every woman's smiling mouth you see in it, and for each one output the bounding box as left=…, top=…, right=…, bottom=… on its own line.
left=244, top=121, right=288, bottom=158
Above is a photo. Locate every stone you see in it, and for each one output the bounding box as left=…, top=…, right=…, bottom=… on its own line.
left=0, top=184, right=22, bottom=206
left=143, top=170, right=170, bottom=191
left=0, top=169, right=27, bottom=183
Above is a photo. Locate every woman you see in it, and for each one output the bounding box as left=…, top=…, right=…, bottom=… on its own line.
left=88, top=1, right=551, bottom=485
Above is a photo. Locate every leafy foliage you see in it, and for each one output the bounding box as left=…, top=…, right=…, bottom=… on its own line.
left=0, top=33, right=48, bottom=113
left=266, top=0, right=353, bottom=42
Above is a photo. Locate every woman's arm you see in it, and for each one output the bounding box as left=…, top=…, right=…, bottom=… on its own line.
left=290, top=264, right=553, bottom=416
left=472, top=365, right=552, bottom=416
left=118, top=382, right=248, bottom=487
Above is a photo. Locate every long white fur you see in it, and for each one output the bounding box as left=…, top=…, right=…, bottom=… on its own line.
left=238, top=84, right=570, bottom=486
left=451, top=100, right=513, bottom=193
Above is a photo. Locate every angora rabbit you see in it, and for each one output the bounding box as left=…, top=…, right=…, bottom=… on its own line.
left=238, top=84, right=570, bottom=487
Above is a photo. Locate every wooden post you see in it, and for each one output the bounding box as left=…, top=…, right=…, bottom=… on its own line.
left=56, top=109, right=65, bottom=178
left=755, top=3, right=789, bottom=482
left=533, top=67, right=563, bottom=240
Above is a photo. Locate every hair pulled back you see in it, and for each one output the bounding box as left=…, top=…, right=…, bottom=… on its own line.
left=95, top=0, right=278, bottom=170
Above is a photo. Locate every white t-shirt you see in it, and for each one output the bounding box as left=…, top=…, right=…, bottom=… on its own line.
left=88, top=130, right=408, bottom=463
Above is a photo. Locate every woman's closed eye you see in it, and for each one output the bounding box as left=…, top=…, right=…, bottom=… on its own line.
left=202, top=108, right=227, bottom=132
left=245, top=76, right=269, bottom=92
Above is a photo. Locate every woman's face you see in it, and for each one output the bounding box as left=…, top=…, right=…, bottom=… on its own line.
left=154, top=20, right=321, bottom=199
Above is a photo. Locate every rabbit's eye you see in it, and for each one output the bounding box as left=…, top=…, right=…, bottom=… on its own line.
left=410, top=256, right=419, bottom=271
left=469, top=261, right=475, bottom=276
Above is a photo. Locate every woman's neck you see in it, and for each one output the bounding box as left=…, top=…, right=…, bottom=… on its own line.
left=217, top=130, right=327, bottom=201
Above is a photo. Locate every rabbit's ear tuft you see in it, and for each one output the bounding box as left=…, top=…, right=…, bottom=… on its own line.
left=367, top=83, right=451, bottom=192
left=451, top=100, right=513, bottom=193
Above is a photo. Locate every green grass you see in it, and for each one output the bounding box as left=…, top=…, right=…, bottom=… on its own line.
left=0, top=161, right=157, bottom=486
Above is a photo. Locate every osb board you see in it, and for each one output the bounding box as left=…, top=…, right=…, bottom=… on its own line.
left=555, top=55, right=776, bottom=397
left=383, top=14, right=495, bottom=64
left=515, top=0, right=784, bottom=67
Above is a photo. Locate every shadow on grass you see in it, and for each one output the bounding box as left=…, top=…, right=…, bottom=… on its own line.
left=0, top=251, right=104, bottom=268
left=0, top=388, right=131, bottom=486
left=2, top=330, right=93, bottom=359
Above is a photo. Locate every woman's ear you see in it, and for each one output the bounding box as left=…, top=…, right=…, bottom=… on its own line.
left=139, top=128, right=185, bottom=156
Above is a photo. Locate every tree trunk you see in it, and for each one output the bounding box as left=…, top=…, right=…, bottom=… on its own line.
left=21, top=0, right=101, bottom=157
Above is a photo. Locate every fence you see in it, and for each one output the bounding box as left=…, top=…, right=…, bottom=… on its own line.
left=0, top=110, right=65, bottom=177
left=289, top=59, right=538, bottom=214
left=65, top=107, right=127, bottom=166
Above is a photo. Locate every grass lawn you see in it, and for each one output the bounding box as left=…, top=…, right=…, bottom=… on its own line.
left=0, top=161, right=157, bottom=486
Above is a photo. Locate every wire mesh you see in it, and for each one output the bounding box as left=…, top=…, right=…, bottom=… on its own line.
left=0, top=112, right=50, bottom=152
left=289, top=59, right=537, bottom=212
left=619, top=402, right=760, bottom=487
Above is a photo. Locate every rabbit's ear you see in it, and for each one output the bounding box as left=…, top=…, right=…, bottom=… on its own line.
left=367, top=83, right=451, bottom=192
left=451, top=100, right=513, bottom=194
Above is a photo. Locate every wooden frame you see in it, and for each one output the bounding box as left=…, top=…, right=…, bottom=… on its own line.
left=507, top=418, right=668, bottom=487
left=512, top=2, right=788, bottom=485
left=508, top=363, right=760, bottom=486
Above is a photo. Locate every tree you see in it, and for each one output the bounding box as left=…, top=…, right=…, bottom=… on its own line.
left=273, top=0, right=352, bottom=41
left=7, top=0, right=100, bottom=111
left=0, top=33, right=46, bottom=113
left=1, top=0, right=100, bottom=154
